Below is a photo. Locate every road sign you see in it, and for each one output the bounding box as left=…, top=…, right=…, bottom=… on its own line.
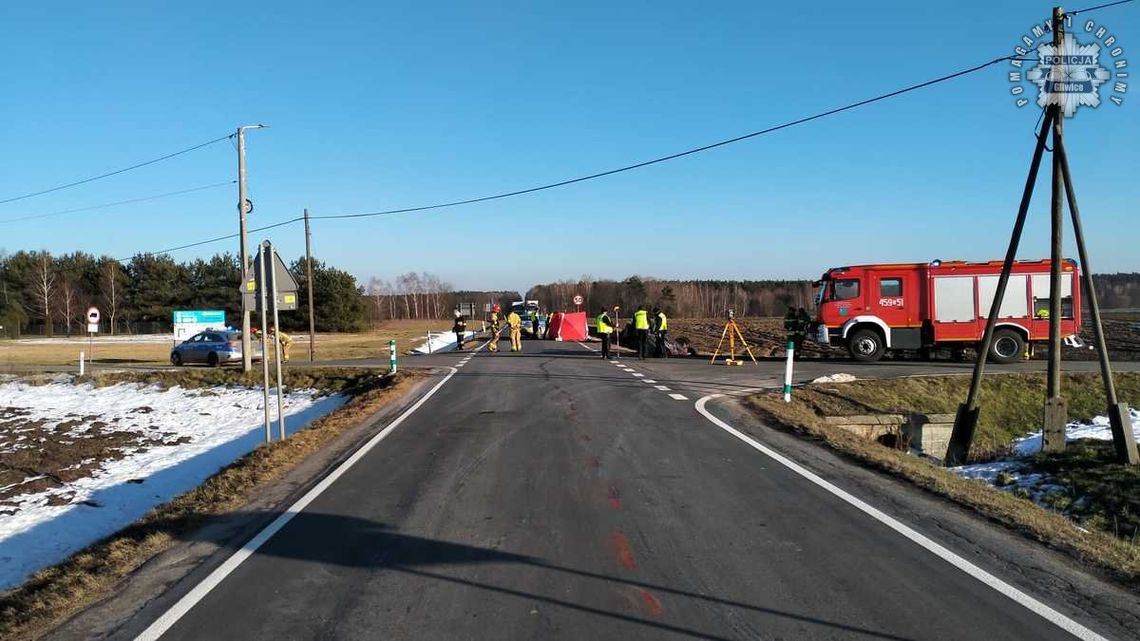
left=86, top=307, right=100, bottom=333
left=573, top=295, right=583, bottom=307
left=240, top=247, right=300, bottom=312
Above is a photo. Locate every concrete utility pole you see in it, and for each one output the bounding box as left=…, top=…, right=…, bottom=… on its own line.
left=304, top=208, right=316, bottom=361
left=237, top=124, right=268, bottom=372
left=1043, top=6, right=1067, bottom=451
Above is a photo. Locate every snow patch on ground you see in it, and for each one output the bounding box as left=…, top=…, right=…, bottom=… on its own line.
left=811, top=373, right=857, bottom=384
left=0, top=379, right=346, bottom=590
left=951, top=410, right=1140, bottom=509
left=413, top=331, right=477, bottom=354
left=1010, top=408, right=1140, bottom=456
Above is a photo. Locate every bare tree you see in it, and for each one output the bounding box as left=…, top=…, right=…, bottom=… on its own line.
left=30, top=252, right=55, bottom=336
left=103, top=259, right=122, bottom=335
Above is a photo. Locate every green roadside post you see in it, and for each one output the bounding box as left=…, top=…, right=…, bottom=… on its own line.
left=389, top=340, right=397, bottom=374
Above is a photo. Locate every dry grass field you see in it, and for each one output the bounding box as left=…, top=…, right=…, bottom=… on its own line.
left=0, top=320, right=454, bottom=369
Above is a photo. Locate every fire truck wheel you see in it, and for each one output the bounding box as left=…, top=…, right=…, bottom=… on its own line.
left=848, top=328, right=885, bottom=362
left=989, top=329, right=1025, bottom=364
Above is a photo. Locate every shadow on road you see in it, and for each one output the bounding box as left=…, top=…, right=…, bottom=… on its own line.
left=168, top=510, right=918, bottom=641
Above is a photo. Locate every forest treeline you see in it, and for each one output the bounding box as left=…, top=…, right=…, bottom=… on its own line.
left=0, top=250, right=516, bottom=337
left=1, top=248, right=1136, bottom=337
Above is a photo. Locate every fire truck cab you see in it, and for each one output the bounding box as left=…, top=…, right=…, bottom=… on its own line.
left=813, top=259, right=1081, bottom=364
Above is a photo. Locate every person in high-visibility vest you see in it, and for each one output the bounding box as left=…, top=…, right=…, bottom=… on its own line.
left=596, top=310, right=614, bottom=359
left=633, top=305, right=650, bottom=360
left=653, top=307, right=668, bottom=358
left=507, top=309, right=523, bottom=352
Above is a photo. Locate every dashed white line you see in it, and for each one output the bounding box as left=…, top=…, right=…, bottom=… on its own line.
left=655, top=385, right=671, bottom=391
left=632, top=373, right=645, bottom=378
left=643, top=379, right=657, bottom=384
left=693, top=394, right=1111, bottom=641
left=668, top=393, right=688, bottom=400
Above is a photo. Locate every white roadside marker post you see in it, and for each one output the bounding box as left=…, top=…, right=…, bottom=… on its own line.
left=784, top=340, right=794, bottom=403
left=389, top=339, right=397, bottom=373
left=79, top=351, right=85, bottom=376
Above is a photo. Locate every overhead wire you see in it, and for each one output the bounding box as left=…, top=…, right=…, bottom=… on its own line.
left=0, top=181, right=235, bottom=224
left=132, top=53, right=1024, bottom=259
left=0, top=133, right=234, bottom=206
left=311, top=54, right=1022, bottom=223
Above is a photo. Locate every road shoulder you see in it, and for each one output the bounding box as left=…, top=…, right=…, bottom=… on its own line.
left=699, top=394, right=1140, bottom=641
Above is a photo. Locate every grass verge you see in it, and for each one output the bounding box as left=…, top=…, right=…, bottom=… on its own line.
left=747, top=375, right=1140, bottom=590
left=0, top=369, right=421, bottom=641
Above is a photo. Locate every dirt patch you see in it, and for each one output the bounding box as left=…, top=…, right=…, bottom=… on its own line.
left=668, top=318, right=840, bottom=359
left=0, top=370, right=420, bottom=641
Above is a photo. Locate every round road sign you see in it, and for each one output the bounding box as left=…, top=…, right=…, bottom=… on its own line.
left=86, top=306, right=101, bottom=323
left=573, top=295, right=583, bottom=306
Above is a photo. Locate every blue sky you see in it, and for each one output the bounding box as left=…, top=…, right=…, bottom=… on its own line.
left=0, top=0, right=1135, bottom=294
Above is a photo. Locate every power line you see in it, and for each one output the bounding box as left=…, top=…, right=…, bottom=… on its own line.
left=1068, top=0, right=1134, bottom=15
left=136, top=53, right=1019, bottom=258
left=0, top=181, right=235, bottom=224
left=312, top=54, right=1018, bottom=222
left=0, top=134, right=234, bottom=206
left=124, top=216, right=303, bottom=262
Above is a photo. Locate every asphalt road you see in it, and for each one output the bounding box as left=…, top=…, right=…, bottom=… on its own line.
left=113, top=339, right=1138, bottom=641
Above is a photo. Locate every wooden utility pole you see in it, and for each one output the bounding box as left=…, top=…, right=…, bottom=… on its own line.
left=1042, top=6, right=1068, bottom=451
left=949, top=6, right=1136, bottom=466
left=304, top=208, right=316, bottom=362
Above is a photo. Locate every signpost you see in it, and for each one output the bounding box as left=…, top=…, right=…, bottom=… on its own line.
left=85, top=307, right=100, bottom=369
left=242, top=241, right=300, bottom=444
left=173, top=310, right=226, bottom=343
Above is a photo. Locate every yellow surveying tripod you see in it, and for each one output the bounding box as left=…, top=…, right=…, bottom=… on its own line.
left=710, top=310, right=757, bottom=366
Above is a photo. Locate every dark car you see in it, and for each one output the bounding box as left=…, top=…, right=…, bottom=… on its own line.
left=170, top=330, right=252, bottom=367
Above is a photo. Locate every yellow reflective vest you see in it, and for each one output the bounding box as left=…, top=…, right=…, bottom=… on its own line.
left=633, top=310, right=649, bottom=330
left=656, top=312, right=667, bottom=331
left=596, top=314, right=612, bottom=334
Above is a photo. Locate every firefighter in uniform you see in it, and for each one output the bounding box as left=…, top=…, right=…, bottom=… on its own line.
left=268, top=327, right=293, bottom=362
left=597, top=309, right=614, bottom=359
left=633, top=305, right=650, bottom=360
left=453, top=308, right=467, bottom=350
left=653, top=307, right=668, bottom=358
left=488, top=304, right=502, bottom=352
left=507, top=308, right=523, bottom=352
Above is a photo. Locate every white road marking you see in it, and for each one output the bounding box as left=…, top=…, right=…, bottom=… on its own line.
left=643, top=379, right=657, bottom=384
left=133, top=367, right=462, bottom=641
left=668, top=393, right=688, bottom=400
left=632, top=373, right=645, bottom=378
left=655, top=385, right=671, bottom=391
left=693, top=393, right=1111, bottom=641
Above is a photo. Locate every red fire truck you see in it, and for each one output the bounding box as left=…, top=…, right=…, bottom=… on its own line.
left=812, top=259, right=1082, bottom=363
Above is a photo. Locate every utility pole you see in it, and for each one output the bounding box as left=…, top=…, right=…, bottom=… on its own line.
left=1043, top=6, right=1067, bottom=451
left=948, top=6, right=1136, bottom=466
left=304, top=208, right=316, bottom=361
left=237, top=124, right=268, bottom=372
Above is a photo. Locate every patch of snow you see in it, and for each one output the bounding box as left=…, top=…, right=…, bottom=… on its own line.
left=0, top=379, right=346, bottom=590
left=811, top=373, right=857, bottom=384
left=1011, top=408, right=1140, bottom=456
left=413, top=331, right=477, bottom=354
